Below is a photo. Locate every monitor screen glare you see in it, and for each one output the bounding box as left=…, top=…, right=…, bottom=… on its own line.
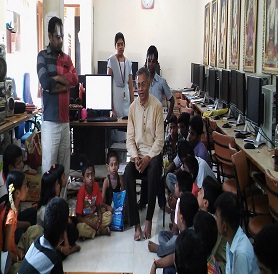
left=85, top=75, right=112, bottom=110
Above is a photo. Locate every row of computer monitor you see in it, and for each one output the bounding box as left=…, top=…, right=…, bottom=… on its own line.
left=191, top=63, right=277, bottom=129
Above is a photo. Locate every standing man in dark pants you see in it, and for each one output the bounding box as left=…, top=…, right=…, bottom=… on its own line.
left=124, top=67, right=164, bottom=241
left=37, top=17, right=78, bottom=198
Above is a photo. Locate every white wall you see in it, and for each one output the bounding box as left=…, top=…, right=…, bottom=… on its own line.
left=0, top=1, right=6, bottom=44
left=80, top=0, right=93, bottom=74
left=6, top=0, right=38, bottom=105
left=93, top=0, right=204, bottom=88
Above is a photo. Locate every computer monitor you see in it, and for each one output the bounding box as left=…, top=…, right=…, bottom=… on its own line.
left=191, top=63, right=195, bottom=83
left=199, top=65, right=205, bottom=92
left=191, top=63, right=200, bottom=86
left=208, top=67, right=219, bottom=100
left=220, top=69, right=230, bottom=105
left=230, top=70, right=237, bottom=107
left=246, top=76, right=264, bottom=127
left=97, top=61, right=108, bottom=75
left=193, top=64, right=200, bottom=86
left=85, top=74, right=113, bottom=111
left=236, top=71, right=246, bottom=115
left=131, top=61, right=139, bottom=80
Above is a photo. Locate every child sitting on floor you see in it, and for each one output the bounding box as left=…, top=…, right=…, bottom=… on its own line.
left=18, top=197, right=69, bottom=274
left=102, top=150, right=124, bottom=212
left=50, top=163, right=67, bottom=189
left=37, top=168, right=80, bottom=259
left=76, top=163, right=112, bottom=239
left=50, top=164, right=80, bottom=258
left=148, top=171, right=196, bottom=257
left=37, top=170, right=60, bottom=227
left=2, top=170, right=28, bottom=273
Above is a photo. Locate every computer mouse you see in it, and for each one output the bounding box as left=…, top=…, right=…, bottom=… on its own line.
left=214, top=115, right=220, bottom=120
left=244, top=143, right=256, bottom=149
left=122, top=116, right=128, bottom=120
left=235, top=132, right=246, bottom=139
left=222, top=123, right=231, bottom=128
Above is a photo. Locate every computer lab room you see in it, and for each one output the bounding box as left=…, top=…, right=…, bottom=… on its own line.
left=0, top=1, right=278, bottom=274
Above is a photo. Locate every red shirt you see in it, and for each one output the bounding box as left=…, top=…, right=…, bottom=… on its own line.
left=76, top=183, right=102, bottom=216
left=192, top=182, right=199, bottom=197
left=56, top=53, right=78, bottom=122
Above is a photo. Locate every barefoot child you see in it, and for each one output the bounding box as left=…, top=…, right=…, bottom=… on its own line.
left=148, top=171, right=195, bottom=257
left=102, top=151, right=124, bottom=212
left=76, top=163, right=112, bottom=239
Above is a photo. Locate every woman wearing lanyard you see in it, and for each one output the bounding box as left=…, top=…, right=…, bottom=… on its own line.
left=107, top=32, right=134, bottom=141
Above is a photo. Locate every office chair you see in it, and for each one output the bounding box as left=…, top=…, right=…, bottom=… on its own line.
left=14, top=73, right=41, bottom=143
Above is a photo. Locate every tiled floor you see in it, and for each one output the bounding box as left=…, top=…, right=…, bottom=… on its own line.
left=63, top=203, right=168, bottom=274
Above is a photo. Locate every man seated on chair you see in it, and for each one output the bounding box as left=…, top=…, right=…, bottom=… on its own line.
left=124, top=67, right=164, bottom=241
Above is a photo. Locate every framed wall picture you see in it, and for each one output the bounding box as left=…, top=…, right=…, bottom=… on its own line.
left=203, top=3, right=210, bottom=65
left=229, top=0, right=241, bottom=69
left=218, top=0, right=228, bottom=68
left=262, top=0, right=278, bottom=74
left=210, top=0, right=218, bottom=67
left=243, top=0, right=258, bottom=72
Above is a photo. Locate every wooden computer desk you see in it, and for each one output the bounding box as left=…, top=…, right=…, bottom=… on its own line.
left=190, top=100, right=278, bottom=178
left=70, top=118, right=128, bottom=165
left=70, top=118, right=127, bottom=128
left=0, top=111, right=38, bottom=135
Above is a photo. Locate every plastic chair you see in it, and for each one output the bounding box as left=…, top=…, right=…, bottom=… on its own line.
left=231, top=150, right=269, bottom=232
left=212, top=131, right=237, bottom=193
left=15, top=73, right=41, bottom=143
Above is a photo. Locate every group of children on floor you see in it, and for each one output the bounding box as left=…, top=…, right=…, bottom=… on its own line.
left=0, top=144, right=122, bottom=274
left=147, top=112, right=278, bottom=274
left=1, top=111, right=278, bottom=274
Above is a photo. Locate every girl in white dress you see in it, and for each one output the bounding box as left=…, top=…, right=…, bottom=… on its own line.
left=107, top=32, right=134, bottom=142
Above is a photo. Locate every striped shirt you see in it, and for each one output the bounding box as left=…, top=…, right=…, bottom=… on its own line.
left=18, top=236, right=63, bottom=274
left=37, top=45, right=78, bottom=122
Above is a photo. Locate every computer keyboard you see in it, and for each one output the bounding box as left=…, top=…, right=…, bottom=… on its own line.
left=87, top=116, right=118, bottom=122
left=0, top=118, right=6, bottom=126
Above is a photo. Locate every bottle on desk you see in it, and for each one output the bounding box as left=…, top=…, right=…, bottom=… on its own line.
left=274, top=124, right=278, bottom=171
